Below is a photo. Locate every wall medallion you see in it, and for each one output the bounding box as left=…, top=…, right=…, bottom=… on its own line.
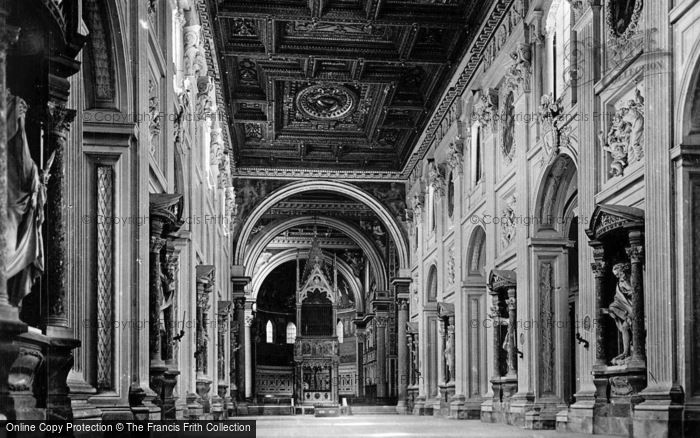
left=606, top=0, right=643, bottom=40
left=296, top=84, right=359, bottom=121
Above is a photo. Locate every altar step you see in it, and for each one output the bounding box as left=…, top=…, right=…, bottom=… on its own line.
left=349, top=405, right=399, bottom=415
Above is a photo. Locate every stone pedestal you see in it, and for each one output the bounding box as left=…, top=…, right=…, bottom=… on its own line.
left=150, top=367, right=180, bottom=420
left=412, top=395, right=428, bottom=415
left=0, top=330, right=46, bottom=420
left=210, top=394, right=223, bottom=420
left=218, top=384, right=229, bottom=419
left=185, top=392, right=203, bottom=419
left=436, top=382, right=455, bottom=417
left=591, top=364, right=646, bottom=436
left=196, top=377, right=212, bottom=417
left=484, top=376, right=517, bottom=424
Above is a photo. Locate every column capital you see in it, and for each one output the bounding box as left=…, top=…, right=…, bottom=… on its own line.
left=626, top=245, right=644, bottom=263
left=590, top=260, right=607, bottom=278
left=45, top=101, right=77, bottom=134
left=374, top=315, right=388, bottom=328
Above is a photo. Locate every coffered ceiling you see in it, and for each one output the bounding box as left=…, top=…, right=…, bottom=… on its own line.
left=208, top=0, right=487, bottom=174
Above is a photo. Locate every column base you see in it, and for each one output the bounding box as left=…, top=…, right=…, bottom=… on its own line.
left=556, top=393, right=596, bottom=434
left=175, top=394, right=188, bottom=420
left=412, top=396, right=430, bottom=415
left=449, top=394, right=482, bottom=420
left=186, top=392, right=203, bottom=419
left=632, top=389, right=684, bottom=438
left=45, top=332, right=81, bottom=422
left=128, top=384, right=150, bottom=421
left=67, top=371, right=102, bottom=421
left=406, top=386, right=419, bottom=414
left=509, top=391, right=536, bottom=428
left=210, top=394, right=224, bottom=420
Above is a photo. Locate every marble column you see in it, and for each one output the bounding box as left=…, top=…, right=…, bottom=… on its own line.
left=375, top=316, right=388, bottom=399
left=396, top=297, right=409, bottom=410
left=43, top=101, right=76, bottom=331
left=232, top=297, right=245, bottom=402
left=231, top=271, right=250, bottom=402
left=394, top=277, right=411, bottom=411
left=244, top=310, right=253, bottom=399
left=590, top=244, right=607, bottom=369
left=355, top=327, right=365, bottom=399
left=43, top=99, right=81, bottom=423
left=626, top=231, right=645, bottom=368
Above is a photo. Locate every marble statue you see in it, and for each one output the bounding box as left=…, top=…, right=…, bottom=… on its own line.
left=607, top=262, right=634, bottom=365
left=444, top=329, right=455, bottom=382
left=6, top=94, right=49, bottom=307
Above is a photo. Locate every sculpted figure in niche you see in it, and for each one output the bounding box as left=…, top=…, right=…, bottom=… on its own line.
left=606, top=262, right=633, bottom=365
left=6, top=94, right=50, bottom=308
left=624, top=91, right=644, bottom=163
left=444, top=329, right=454, bottom=382
left=603, top=89, right=644, bottom=176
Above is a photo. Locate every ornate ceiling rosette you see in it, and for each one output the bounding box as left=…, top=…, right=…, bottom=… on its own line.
left=295, top=84, right=359, bottom=121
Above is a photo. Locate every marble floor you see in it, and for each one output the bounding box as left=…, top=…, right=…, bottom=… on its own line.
left=251, top=415, right=618, bottom=438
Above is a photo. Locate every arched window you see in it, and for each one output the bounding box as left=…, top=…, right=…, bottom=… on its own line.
left=266, top=320, right=273, bottom=344
left=447, top=172, right=455, bottom=218
left=546, top=0, right=572, bottom=98
left=472, top=124, right=483, bottom=185
left=286, top=322, right=297, bottom=344
left=429, top=185, right=436, bottom=231
left=337, top=321, right=344, bottom=343
left=427, top=265, right=438, bottom=302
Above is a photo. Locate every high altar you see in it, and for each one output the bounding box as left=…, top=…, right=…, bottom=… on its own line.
left=293, top=241, right=341, bottom=405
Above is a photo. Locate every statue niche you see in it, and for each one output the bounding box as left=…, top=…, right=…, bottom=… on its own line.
left=586, top=204, right=646, bottom=402
left=606, top=263, right=633, bottom=365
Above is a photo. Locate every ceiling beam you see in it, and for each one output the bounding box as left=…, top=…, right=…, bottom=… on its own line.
left=221, top=51, right=448, bottom=66
left=216, top=10, right=465, bottom=29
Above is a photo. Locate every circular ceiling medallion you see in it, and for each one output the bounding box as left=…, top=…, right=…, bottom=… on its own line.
left=296, top=84, right=358, bottom=120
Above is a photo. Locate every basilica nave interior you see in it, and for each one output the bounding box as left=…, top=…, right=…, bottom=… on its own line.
left=1, top=0, right=700, bottom=437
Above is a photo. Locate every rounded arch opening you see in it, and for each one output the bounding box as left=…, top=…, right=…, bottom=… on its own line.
left=465, top=226, right=487, bottom=279
left=244, top=216, right=388, bottom=291
left=234, top=180, right=409, bottom=271
left=252, top=249, right=365, bottom=313
left=426, top=265, right=438, bottom=302
left=533, top=154, right=578, bottom=236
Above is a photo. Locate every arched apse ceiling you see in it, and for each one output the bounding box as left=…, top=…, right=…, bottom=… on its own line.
left=244, top=215, right=388, bottom=291
left=252, top=249, right=365, bottom=312
left=234, top=180, right=409, bottom=273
